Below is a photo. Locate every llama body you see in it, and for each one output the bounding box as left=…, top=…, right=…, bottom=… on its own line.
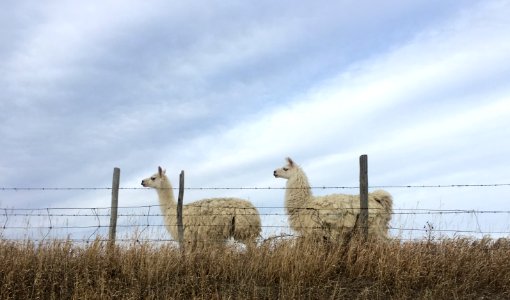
left=274, top=157, right=393, bottom=240
left=141, top=167, right=261, bottom=246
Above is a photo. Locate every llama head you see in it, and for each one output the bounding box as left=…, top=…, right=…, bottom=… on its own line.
left=273, top=157, right=299, bottom=179
left=141, top=166, right=168, bottom=188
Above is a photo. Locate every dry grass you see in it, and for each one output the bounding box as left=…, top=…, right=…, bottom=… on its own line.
left=1, top=236, right=509, bottom=299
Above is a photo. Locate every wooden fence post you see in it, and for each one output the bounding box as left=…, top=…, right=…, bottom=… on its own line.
left=177, top=170, right=185, bottom=249
left=359, top=155, right=369, bottom=240
left=109, top=167, right=120, bottom=245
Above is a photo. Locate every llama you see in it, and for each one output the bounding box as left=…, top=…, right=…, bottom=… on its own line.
left=141, top=167, right=261, bottom=247
left=273, top=157, right=393, bottom=241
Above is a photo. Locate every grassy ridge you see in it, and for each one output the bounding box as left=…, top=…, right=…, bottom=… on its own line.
left=1, top=237, right=509, bottom=299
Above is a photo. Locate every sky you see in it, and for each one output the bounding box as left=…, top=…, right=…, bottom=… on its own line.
left=1, top=0, right=510, bottom=241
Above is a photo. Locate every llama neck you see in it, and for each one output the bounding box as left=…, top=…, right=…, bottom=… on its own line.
left=285, top=170, right=313, bottom=213
left=156, top=179, right=177, bottom=211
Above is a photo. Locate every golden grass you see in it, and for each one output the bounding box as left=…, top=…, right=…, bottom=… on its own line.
left=1, top=236, right=509, bottom=299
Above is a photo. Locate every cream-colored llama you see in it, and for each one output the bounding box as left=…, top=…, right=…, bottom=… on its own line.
left=141, top=167, right=261, bottom=247
left=273, top=157, right=393, bottom=241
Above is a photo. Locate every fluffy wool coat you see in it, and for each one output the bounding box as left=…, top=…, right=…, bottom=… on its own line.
left=142, top=167, right=261, bottom=246
left=274, top=158, right=393, bottom=241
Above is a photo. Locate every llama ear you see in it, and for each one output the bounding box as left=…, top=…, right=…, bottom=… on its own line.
left=158, top=166, right=165, bottom=176
left=286, top=157, right=294, bottom=166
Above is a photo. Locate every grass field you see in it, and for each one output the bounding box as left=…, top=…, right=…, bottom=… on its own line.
left=1, top=236, right=509, bottom=299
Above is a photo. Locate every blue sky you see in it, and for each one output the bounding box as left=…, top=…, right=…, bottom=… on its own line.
left=1, top=0, right=510, bottom=240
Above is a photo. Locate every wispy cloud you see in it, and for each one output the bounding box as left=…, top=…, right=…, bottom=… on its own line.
left=1, top=1, right=509, bottom=239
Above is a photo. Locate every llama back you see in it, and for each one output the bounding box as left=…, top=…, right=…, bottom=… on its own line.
left=200, top=198, right=262, bottom=240
left=367, top=190, right=393, bottom=239
left=310, top=194, right=360, bottom=229
left=369, top=189, right=393, bottom=214
left=307, top=191, right=392, bottom=238
left=230, top=200, right=262, bottom=242
left=315, top=191, right=392, bottom=210
left=184, top=197, right=261, bottom=243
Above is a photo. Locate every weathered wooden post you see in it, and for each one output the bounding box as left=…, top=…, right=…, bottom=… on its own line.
left=109, top=167, right=120, bottom=245
left=359, top=155, right=369, bottom=240
left=177, top=170, right=185, bottom=249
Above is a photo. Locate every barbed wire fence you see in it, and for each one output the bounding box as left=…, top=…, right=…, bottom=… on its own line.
left=1, top=206, right=510, bottom=242
left=1, top=156, right=510, bottom=245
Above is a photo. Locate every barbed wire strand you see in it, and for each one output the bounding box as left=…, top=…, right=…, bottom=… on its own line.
left=2, top=205, right=510, bottom=214
left=1, top=236, right=510, bottom=247
left=1, top=183, right=510, bottom=191
left=1, top=222, right=509, bottom=234
left=2, top=209, right=510, bottom=218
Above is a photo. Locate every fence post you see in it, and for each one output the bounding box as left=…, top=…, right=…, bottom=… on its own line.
left=359, top=155, right=369, bottom=240
left=109, top=167, right=120, bottom=245
left=177, top=170, right=185, bottom=250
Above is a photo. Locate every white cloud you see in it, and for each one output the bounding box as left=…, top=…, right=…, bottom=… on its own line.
left=137, top=0, right=510, bottom=202
left=2, top=1, right=510, bottom=240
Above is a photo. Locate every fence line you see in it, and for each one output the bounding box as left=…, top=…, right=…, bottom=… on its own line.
left=1, top=183, right=510, bottom=191
left=2, top=223, right=510, bottom=235
left=2, top=155, right=510, bottom=243
left=2, top=206, right=510, bottom=214
left=1, top=239, right=510, bottom=251
left=0, top=235, right=508, bottom=242
left=3, top=208, right=509, bottom=233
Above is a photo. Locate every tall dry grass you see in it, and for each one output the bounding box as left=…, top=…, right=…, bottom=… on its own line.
left=1, top=236, right=509, bottom=299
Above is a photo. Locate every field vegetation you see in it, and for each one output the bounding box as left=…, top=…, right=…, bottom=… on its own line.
left=1, top=235, right=509, bottom=299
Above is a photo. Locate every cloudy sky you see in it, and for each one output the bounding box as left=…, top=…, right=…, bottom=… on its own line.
left=1, top=0, right=510, bottom=240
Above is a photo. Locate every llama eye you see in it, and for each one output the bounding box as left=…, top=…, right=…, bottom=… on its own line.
left=151, top=177, right=156, bottom=181
left=283, top=168, right=289, bottom=171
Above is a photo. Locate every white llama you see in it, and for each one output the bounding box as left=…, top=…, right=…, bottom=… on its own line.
left=273, top=157, right=393, bottom=241
left=141, top=167, right=261, bottom=247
